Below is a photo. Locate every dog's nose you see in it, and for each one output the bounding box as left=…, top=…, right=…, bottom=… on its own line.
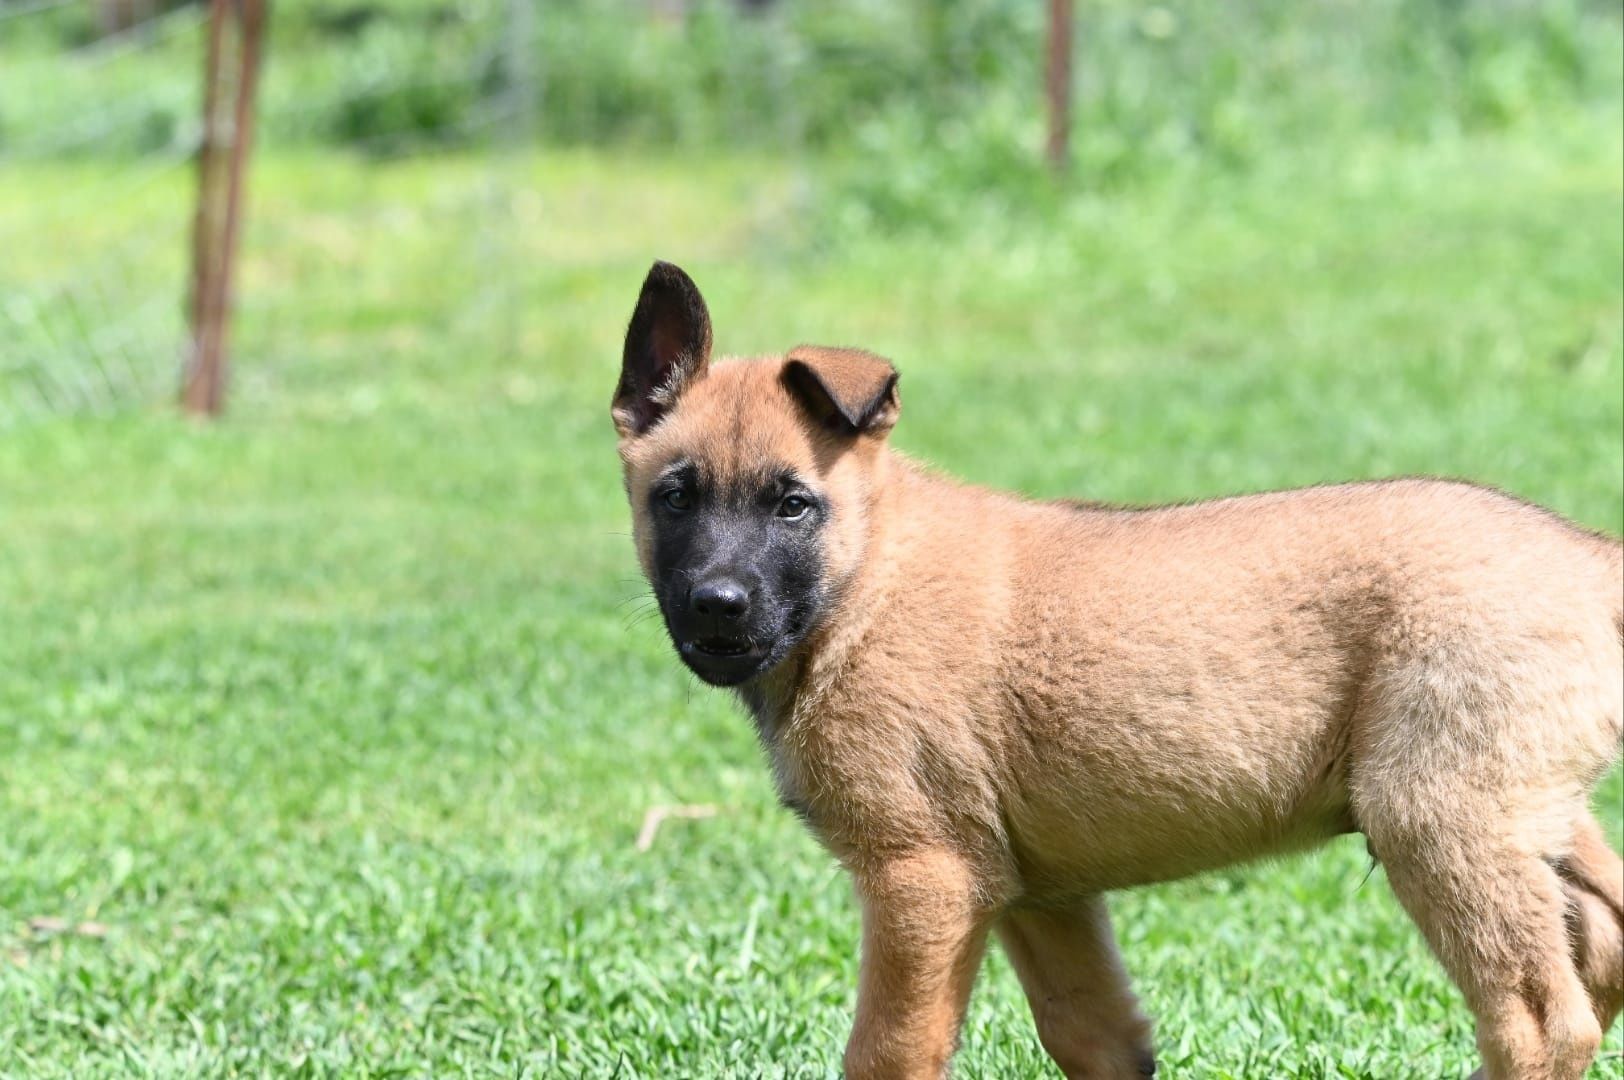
left=691, top=578, right=751, bottom=622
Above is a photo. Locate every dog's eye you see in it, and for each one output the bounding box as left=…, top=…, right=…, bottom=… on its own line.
left=777, top=495, right=811, bottom=520
left=662, top=489, right=692, bottom=512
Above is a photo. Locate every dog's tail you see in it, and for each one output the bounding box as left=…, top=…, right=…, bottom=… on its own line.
left=1557, top=814, right=1624, bottom=1030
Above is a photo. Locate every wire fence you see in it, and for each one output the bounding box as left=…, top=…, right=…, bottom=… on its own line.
left=0, top=0, right=538, bottom=426
left=0, top=0, right=193, bottom=423
left=4, top=0, right=1614, bottom=425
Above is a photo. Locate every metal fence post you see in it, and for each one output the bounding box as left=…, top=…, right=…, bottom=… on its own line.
left=182, top=0, right=266, bottom=417
left=1046, top=0, right=1073, bottom=173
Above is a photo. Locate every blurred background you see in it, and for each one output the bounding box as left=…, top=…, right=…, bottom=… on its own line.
left=1, top=1, right=1620, bottom=1075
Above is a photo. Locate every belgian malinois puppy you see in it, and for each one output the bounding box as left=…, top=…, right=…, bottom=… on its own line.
left=612, top=261, right=1624, bottom=1079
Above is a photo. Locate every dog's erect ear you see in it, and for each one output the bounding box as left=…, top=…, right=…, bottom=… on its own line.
left=782, top=345, right=900, bottom=436
left=613, top=261, right=713, bottom=438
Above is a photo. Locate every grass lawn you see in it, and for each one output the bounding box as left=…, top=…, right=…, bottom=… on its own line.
left=0, top=118, right=1621, bottom=1076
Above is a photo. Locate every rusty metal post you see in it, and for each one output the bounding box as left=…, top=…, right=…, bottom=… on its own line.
left=184, top=0, right=227, bottom=414
left=1045, top=0, right=1073, bottom=172
left=183, top=0, right=265, bottom=417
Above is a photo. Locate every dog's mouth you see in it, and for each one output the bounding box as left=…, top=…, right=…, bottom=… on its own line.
left=678, top=636, right=772, bottom=685
left=688, top=636, right=759, bottom=659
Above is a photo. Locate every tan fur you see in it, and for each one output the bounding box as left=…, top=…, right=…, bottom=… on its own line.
left=618, top=353, right=1624, bottom=1080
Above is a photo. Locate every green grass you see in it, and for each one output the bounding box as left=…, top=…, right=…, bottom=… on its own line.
left=1, top=121, right=1621, bottom=1076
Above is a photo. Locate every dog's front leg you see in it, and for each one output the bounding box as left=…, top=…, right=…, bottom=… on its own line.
left=843, top=850, right=990, bottom=1080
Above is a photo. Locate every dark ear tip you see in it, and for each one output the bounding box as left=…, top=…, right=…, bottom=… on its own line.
left=645, top=259, right=694, bottom=289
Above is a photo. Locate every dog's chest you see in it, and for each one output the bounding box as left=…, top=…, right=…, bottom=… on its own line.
left=738, top=685, right=831, bottom=835
left=738, top=682, right=992, bottom=863
left=764, top=738, right=824, bottom=836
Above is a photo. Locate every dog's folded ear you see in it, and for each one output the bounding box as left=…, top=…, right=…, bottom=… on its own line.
left=782, top=346, right=900, bottom=436
left=613, top=261, right=713, bottom=438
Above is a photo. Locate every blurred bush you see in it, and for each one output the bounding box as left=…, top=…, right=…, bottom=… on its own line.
left=529, top=0, right=1619, bottom=149
left=2, top=0, right=1618, bottom=221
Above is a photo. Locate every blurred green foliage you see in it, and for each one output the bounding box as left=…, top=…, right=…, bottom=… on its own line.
left=3, top=0, right=1619, bottom=228
left=4, top=1, right=1619, bottom=175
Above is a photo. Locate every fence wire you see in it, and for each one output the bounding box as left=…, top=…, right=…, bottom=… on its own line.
left=0, top=0, right=203, bottom=424
left=0, top=0, right=536, bottom=425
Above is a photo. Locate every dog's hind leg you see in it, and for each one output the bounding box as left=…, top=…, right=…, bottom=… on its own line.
left=996, top=899, right=1156, bottom=1079
left=1555, top=812, right=1624, bottom=1032
left=1358, top=793, right=1602, bottom=1080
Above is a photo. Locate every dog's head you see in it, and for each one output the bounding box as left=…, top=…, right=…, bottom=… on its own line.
left=612, top=261, right=900, bottom=687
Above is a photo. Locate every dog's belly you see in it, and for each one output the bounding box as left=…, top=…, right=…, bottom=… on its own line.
left=997, top=678, right=1359, bottom=897
left=1003, top=765, right=1355, bottom=897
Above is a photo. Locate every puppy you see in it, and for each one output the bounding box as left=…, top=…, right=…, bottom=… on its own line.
left=612, top=261, right=1624, bottom=1079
